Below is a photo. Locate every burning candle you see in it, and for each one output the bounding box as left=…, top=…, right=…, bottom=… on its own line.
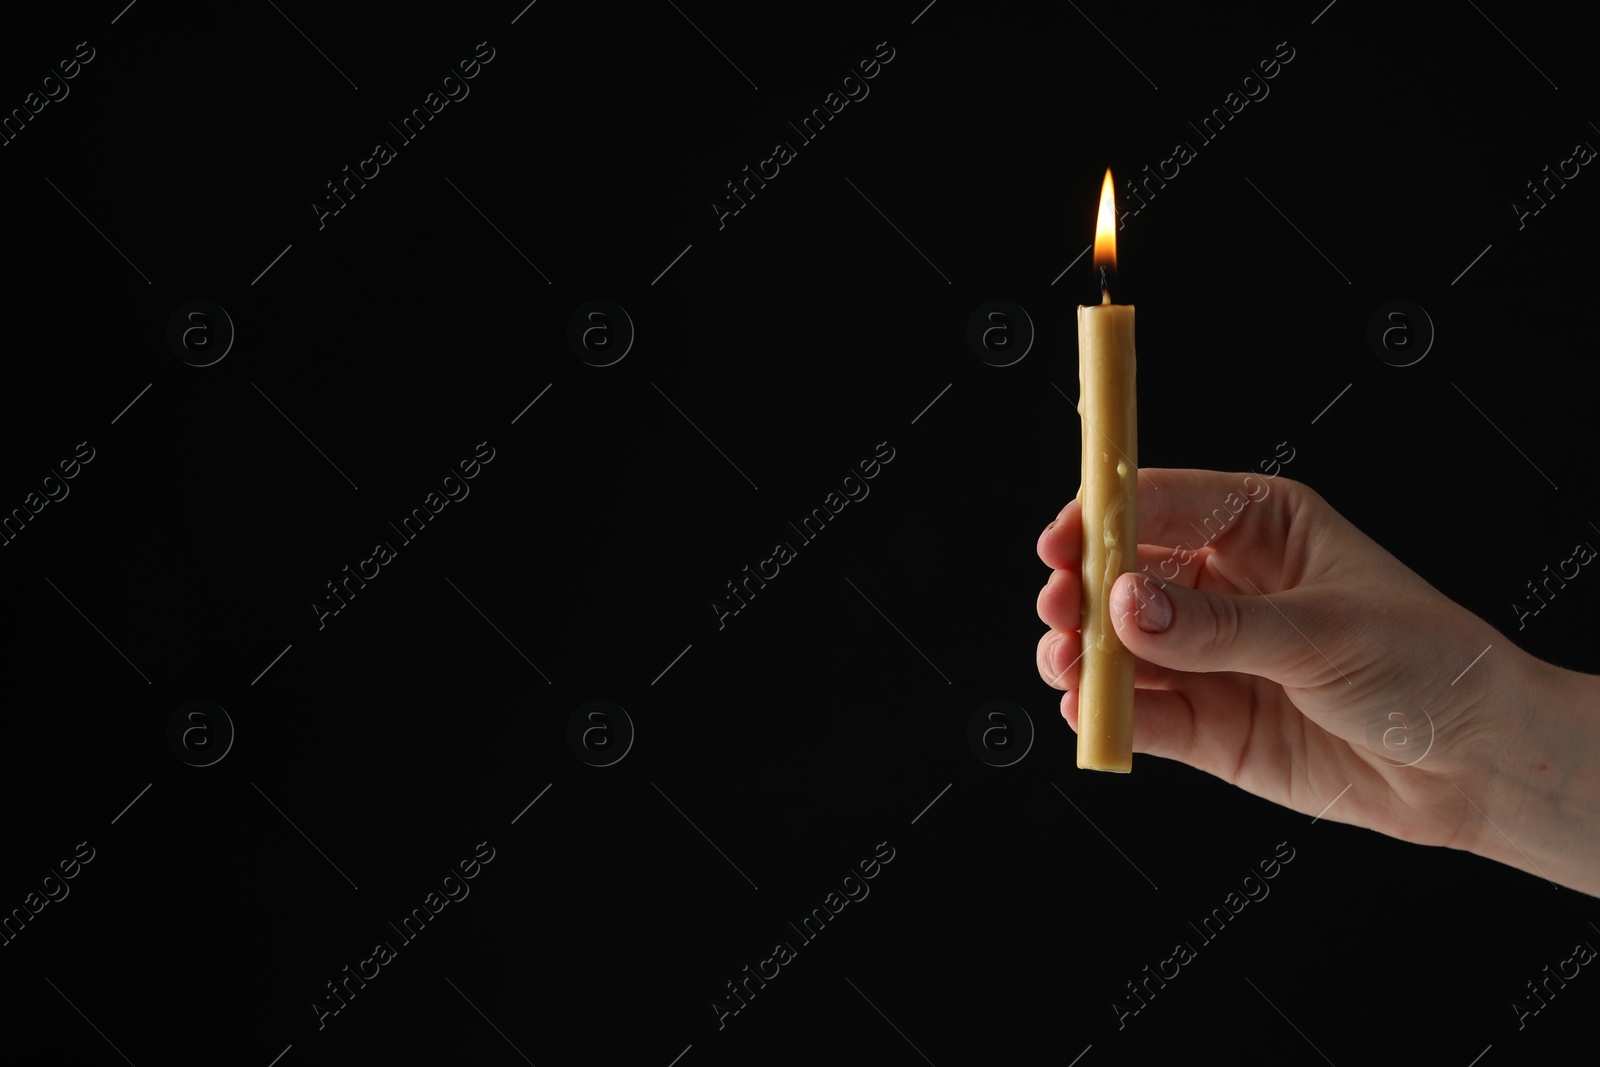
left=1076, top=168, right=1137, bottom=772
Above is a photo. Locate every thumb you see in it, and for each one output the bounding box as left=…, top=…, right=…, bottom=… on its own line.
left=1107, top=572, right=1332, bottom=686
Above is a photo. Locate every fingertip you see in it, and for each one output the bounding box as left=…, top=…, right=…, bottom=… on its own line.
left=1037, top=628, right=1084, bottom=690
left=1038, top=499, right=1083, bottom=570
left=1060, top=687, right=1079, bottom=732
left=1036, top=568, right=1082, bottom=634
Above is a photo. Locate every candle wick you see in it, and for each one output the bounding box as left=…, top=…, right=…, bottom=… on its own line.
left=1099, top=266, right=1110, bottom=304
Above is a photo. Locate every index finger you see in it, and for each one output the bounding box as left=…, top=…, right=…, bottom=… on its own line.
left=1036, top=469, right=1168, bottom=568
left=1037, top=468, right=1294, bottom=570
left=1037, top=496, right=1081, bottom=571
left=1135, top=467, right=1291, bottom=553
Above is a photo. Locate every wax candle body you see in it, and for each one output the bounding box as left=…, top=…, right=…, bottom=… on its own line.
left=1076, top=296, right=1137, bottom=772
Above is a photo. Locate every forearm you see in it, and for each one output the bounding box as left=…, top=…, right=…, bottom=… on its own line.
left=1472, top=652, right=1600, bottom=897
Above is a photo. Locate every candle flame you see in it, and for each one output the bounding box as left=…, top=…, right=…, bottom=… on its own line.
left=1094, top=168, right=1116, bottom=277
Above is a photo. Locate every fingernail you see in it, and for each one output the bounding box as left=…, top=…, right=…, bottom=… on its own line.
left=1114, top=578, right=1172, bottom=633
left=1136, top=584, right=1172, bottom=633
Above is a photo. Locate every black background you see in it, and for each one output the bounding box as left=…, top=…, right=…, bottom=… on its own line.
left=1, top=1, right=1596, bottom=1063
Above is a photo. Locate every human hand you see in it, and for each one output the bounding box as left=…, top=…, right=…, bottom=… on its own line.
left=1035, top=467, right=1600, bottom=894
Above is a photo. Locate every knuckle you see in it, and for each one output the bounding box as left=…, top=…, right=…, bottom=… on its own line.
left=1277, top=476, right=1327, bottom=520
left=1196, top=591, right=1243, bottom=662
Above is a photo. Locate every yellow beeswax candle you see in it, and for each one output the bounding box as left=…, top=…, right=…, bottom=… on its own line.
left=1076, top=168, right=1137, bottom=772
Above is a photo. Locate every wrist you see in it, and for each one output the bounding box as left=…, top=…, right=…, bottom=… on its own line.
left=1472, top=649, right=1600, bottom=896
